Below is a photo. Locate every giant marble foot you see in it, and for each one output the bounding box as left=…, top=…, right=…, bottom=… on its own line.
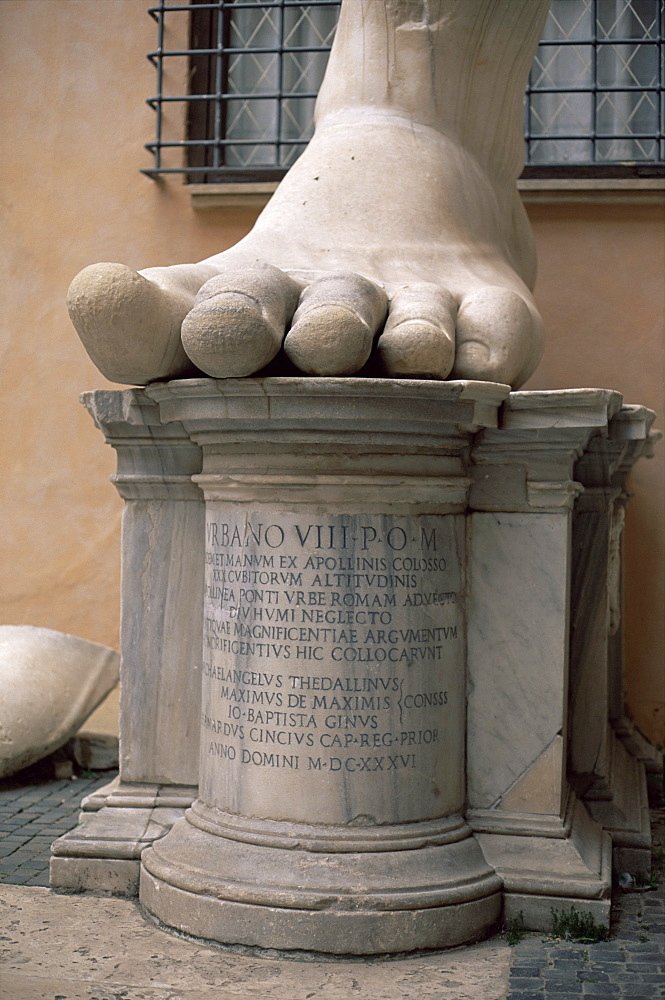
left=67, top=0, right=549, bottom=389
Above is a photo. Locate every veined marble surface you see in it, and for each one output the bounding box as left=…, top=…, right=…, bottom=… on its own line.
left=467, top=511, right=569, bottom=810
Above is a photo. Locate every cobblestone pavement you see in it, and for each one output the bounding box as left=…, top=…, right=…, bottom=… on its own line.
left=1, top=760, right=663, bottom=999
left=505, top=805, right=665, bottom=1000
left=507, top=917, right=665, bottom=1000
left=0, top=760, right=115, bottom=887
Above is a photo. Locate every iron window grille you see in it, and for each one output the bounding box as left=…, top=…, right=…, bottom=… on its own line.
left=143, top=0, right=665, bottom=182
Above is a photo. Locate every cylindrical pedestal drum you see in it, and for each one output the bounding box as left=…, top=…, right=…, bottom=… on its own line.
left=140, top=378, right=506, bottom=954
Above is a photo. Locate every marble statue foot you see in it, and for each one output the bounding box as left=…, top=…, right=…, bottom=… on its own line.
left=67, top=135, right=543, bottom=388
left=67, top=1, right=549, bottom=388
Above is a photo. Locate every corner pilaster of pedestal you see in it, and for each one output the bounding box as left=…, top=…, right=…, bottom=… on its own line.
left=570, top=403, right=659, bottom=880
left=466, top=389, right=625, bottom=930
left=50, top=388, right=204, bottom=896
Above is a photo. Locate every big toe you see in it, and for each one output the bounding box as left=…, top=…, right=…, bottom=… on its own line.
left=452, top=286, right=543, bottom=388
left=67, top=263, right=193, bottom=385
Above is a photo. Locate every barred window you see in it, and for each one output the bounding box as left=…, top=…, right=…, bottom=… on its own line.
left=143, top=0, right=665, bottom=181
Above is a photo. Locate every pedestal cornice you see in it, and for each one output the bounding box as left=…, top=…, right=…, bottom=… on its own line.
left=80, top=388, right=203, bottom=501
left=145, top=378, right=509, bottom=507
left=575, top=403, right=658, bottom=489
left=147, top=378, right=508, bottom=455
left=470, top=388, right=627, bottom=512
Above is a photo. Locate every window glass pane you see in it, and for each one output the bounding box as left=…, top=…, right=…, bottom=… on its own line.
left=525, top=0, right=664, bottom=167
left=597, top=0, right=661, bottom=39
left=597, top=42, right=659, bottom=87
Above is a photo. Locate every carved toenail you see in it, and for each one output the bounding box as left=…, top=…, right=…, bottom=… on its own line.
left=285, top=305, right=374, bottom=376
left=284, top=272, right=387, bottom=376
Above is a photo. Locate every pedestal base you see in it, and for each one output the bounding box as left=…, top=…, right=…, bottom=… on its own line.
left=57, top=380, right=657, bottom=953
left=50, top=782, right=196, bottom=896
left=584, top=737, right=652, bottom=881
left=472, top=797, right=613, bottom=930
left=140, top=814, right=502, bottom=954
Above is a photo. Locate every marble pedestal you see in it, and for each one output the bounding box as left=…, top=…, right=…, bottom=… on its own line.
left=51, top=377, right=657, bottom=952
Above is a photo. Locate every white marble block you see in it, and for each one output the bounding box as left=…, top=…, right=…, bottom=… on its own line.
left=0, top=626, right=118, bottom=779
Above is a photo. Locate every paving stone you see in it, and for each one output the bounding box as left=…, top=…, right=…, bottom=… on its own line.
left=6, top=871, right=42, bottom=884
left=618, top=995, right=664, bottom=1000
left=622, top=943, right=663, bottom=955
left=25, top=873, right=51, bottom=886
left=580, top=984, right=621, bottom=995
left=605, top=972, right=655, bottom=985
left=0, top=838, right=27, bottom=850
left=510, top=978, right=545, bottom=990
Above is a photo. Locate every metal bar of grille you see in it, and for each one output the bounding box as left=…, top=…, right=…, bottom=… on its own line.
left=147, top=47, right=334, bottom=56
left=656, top=4, right=665, bottom=160
left=276, top=0, right=285, bottom=167
left=592, top=0, right=598, bottom=163
left=147, top=2, right=339, bottom=10
left=151, top=92, right=320, bottom=101
left=143, top=0, right=665, bottom=180
left=212, top=1, right=223, bottom=172
left=151, top=0, right=166, bottom=173
left=147, top=138, right=310, bottom=148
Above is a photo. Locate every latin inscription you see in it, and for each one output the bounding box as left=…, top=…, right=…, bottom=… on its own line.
left=199, top=511, right=463, bottom=819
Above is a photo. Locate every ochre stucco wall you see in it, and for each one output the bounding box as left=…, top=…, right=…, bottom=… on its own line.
left=523, top=201, right=664, bottom=744
left=1, top=1, right=663, bottom=743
